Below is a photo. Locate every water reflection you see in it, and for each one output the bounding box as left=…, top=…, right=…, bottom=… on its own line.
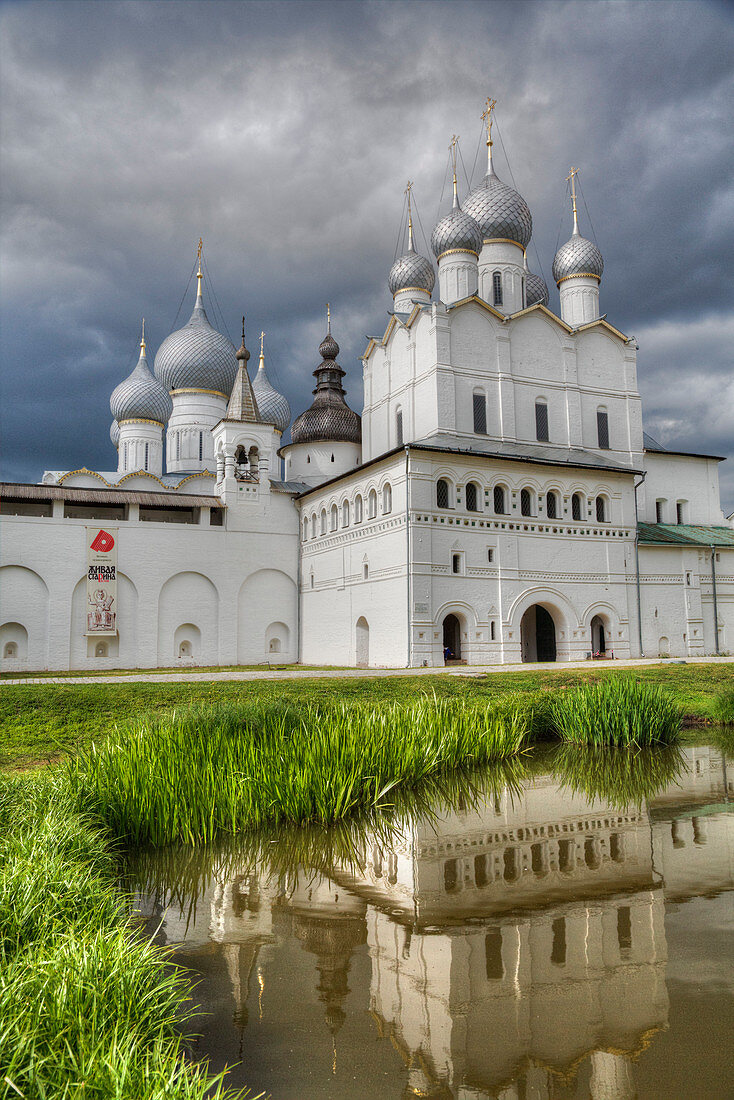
left=128, top=745, right=733, bottom=1100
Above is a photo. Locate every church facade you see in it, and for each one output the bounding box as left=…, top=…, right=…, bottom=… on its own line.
left=1, top=110, right=732, bottom=671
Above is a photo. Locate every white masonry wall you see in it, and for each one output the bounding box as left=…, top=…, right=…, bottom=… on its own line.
left=641, top=451, right=729, bottom=525
left=637, top=544, right=732, bottom=657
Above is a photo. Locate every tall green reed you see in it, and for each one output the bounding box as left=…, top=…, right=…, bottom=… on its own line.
left=712, top=687, right=734, bottom=727
left=72, top=696, right=532, bottom=846
left=549, top=677, right=681, bottom=747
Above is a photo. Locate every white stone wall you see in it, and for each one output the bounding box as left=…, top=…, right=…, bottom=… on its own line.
left=166, top=391, right=227, bottom=474
left=642, top=451, right=729, bottom=525
left=637, top=544, right=733, bottom=657
left=0, top=493, right=299, bottom=671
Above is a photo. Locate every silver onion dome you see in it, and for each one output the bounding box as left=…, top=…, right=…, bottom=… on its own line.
left=154, top=276, right=238, bottom=395
left=552, top=228, right=604, bottom=285
left=110, top=419, right=120, bottom=448
left=252, top=345, right=291, bottom=434
left=110, top=341, right=173, bottom=424
left=526, top=268, right=549, bottom=307
left=431, top=193, right=482, bottom=259
left=463, top=166, right=532, bottom=249
left=291, top=328, right=361, bottom=445
left=388, top=247, right=435, bottom=297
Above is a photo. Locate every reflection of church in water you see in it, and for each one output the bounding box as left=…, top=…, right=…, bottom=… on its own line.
left=140, top=746, right=733, bottom=1099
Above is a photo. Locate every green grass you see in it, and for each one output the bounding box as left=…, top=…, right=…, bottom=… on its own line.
left=712, top=687, right=734, bottom=726
left=2, top=662, right=732, bottom=769
left=0, top=773, right=255, bottom=1100
left=71, top=696, right=532, bottom=846
left=549, top=678, right=682, bottom=746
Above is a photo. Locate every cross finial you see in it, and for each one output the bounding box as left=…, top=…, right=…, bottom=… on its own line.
left=405, top=180, right=414, bottom=250
left=327, top=302, right=331, bottom=333
left=449, top=135, right=460, bottom=203
left=140, top=318, right=146, bottom=351
left=565, top=166, right=580, bottom=233
left=241, top=315, right=245, bottom=342
left=481, top=97, right=497, bottom=173
left=259, top=330, right=265, bottom=360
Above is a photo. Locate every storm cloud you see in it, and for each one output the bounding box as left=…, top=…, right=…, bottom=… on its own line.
left=1, top=0, right=732, bottom=510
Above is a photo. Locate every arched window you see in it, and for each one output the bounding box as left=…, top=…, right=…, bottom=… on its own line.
left=521, top=275, right=526, bottom=307
left=535, top=400, right=549, bottom=442
left=492, top=271, right=503, bottom=307
left=546, top=491, right=558, bottom=519
left=595, top=495, right=607, bottom=523
left=466, top=482, right=479, bottom=512
left=354, top=494, right=363, bottom=523
left=572, top=493, right=582, bottom=521
left=597, top=408, right=610, bottom=449
left=520, top=488, right=533, bottom=517
left=176, top=433, right=181, bottom=460
left=436, top=479, right=450, bottom=509
left=330, top=504, right=338, bottom=532
left=4, top=642, right=18, bottom=658
left=144, top=442, right=149, bottom=471
left=493, top=485, right=506, bottom=515
left=302, top=517, right=308, bottom=540
left=307, top=454, right=311, bottom=464
left=320, top=509, right=327, bottom=535
left=198, top=432, right=203, bottom=462
left=368, top=489, right=377, bottom=519
left=396, top=407, right=403, bottom=446
left=473, top=390, right=487, bottom=434
left=676, top=500, right=686, bottom=524
left=382, top=483, right=392, bottom=514
left=342, top=499, right=350, bottom=527
left=311, top=513, right=317, bottom=538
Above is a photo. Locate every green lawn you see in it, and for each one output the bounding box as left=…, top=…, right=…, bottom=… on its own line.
left=2, top=662, right=732, bottom=769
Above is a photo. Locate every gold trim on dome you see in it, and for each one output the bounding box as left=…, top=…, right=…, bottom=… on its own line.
left=175, top=471, right=216, bottom=488
left=482, top=237, right=524, bottom=248
left=437, top=247, right=479, bottom=261
left=392, top=287, right=432, bottom=299
left=117, top=418, right=165, bottom=428
left=170, top=387, right=228, bottom=398
left=58, top=468, right=111, bottom=486
left=117, top=470, right=167, bottom=487
left=557, top=272, right=601, bottom=286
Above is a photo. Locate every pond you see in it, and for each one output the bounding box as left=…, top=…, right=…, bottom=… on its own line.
left=129, top=742, right=734, bottom=1099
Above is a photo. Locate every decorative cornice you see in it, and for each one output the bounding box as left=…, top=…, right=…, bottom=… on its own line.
left=170, top=387, right=228, bottom=398
left=392, top=287, right=431, bottom=299
left=118, top=418, right=165, bottom=428
left=437, top=247, right=479, bottom=261
left=117, top=470, right=167, bottom=487
left=557, top=271, right=602, bottom=286
left=58, top=468, right=111, bottom=486
left=481, top=237, right=525, bottom=249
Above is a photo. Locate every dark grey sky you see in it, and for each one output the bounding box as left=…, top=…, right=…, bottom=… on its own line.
left=1, top=0, right=732, bottom=510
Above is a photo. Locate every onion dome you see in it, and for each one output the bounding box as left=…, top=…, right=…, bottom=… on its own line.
left=110, top=420, right=120, bottom=448
left=463, top=164, right=532, bottom=248
left=154, top=266, right=237, bottom=395
left=431, top=180, right=482, bottom=259
left=552, top=226, right=604, bottom=285
left=251, top=332, right=291, bottom=433
left=388, top=194, right=435, bottom=297
left=291, top=317, right=361, bottom=445
left=110, top=328, right=173, bottom=424
left=524, top=253, right=549, bottom=306
left=552, top=169, right=604, bottom=285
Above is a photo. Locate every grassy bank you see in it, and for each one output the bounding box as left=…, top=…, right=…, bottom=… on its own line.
left=0, top=773, right=253, bottom=1100
left=72, top=696, right=531, bottom=845
left=3, top=661, right=732, bottom=769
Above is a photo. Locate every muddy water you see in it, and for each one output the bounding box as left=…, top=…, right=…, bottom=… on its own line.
left=130, top=744, right=734, bottom=1099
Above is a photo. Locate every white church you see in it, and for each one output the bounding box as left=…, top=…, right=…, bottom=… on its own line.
left=1, top=104, right=732, bottom=671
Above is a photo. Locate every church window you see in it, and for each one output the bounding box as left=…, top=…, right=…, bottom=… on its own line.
left=342, top=500, right=350, bottom=527
left=466, top=482, right=479, bottom=512
left=451, top=553, right=463, bottom=575
left=320, top=509, right=327, bottom=535
left=597, top=408, right=610, bottom=449
left=307, top=454, right=311, bottom=463
left=382, top=483, right=392, bottom=514
left=354, top=495, right=363, bottom=523
left=490, top=621, right=496, bottom=640
left=535, top=400, right=549, bottom=442
left=493, top=485, right=506, bottom=515
left=520, top=488, right=532, bottom=517
left=551, top=918, right=567, bottom=966
left=617, top=906, right=632, bottom=956
left=198, top=432, right=203, bottom=462
left=396, top=408, right=403, bottom=446
left=330, top=504, right=338, bottom=532
left=331, top=453, right=335, bottom=462
left=485, top=931, right=503, bottom=979
left=655, top=499, right=664, bottom=523
left=492, top=271, right=503, bottom=307
left=436, top=479, right=450, bottom=509
left=368, top=489, right=377, bottom=519
left=546, top=491, right=558, bottom=519
left=144, top=442, right=149, bottom=471
left=572, top=493, right=582, bottom=521
left=303, top=517, right=308, bottom=540
left=676, top=500, right=686, bottom=524
left=363, top=561, right=369, bottom=579
left=311, top=513, right=317, bottom=538
left=595, top=495, right=607, bottom=522
left=473, top=391, right=487, bottom=435
left=176, top=432, right=181, bottom=460
left=310, top=572, right=314, bottom=589
left=487, top=548, right=494, bottom=563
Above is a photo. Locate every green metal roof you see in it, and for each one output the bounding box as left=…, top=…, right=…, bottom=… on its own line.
left=638, top=522, right=734, bottom=547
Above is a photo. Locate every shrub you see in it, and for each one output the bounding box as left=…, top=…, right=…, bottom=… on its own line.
left=549, top=677, right=681, bottom=747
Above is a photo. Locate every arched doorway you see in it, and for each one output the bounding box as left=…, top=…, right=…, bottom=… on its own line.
left=356, top=617, right=369, bottom=667
left=520, top=605, right=556, bottom=662
left=590, top=615, right=607, bottom=656
left=443, top=614, right=462, bottom=661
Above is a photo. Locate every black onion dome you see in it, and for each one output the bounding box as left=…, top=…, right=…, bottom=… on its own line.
left=291, top=328, right=361, bottom=445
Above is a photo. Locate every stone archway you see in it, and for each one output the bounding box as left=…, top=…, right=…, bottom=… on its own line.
left=591, top=614, right=608, bottom=656
left=520, top=604, right=557, bottom=662
left=356, top=617, right=369, bottom=668
left=443, top=613, right=462, bottom=661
